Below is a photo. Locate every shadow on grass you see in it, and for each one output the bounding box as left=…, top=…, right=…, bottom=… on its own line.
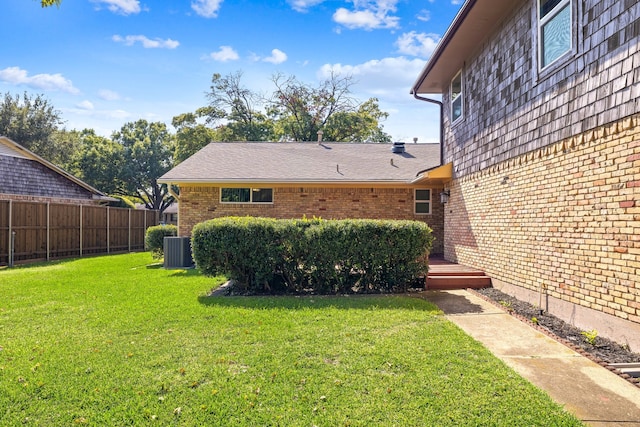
left=197, top=292, right=440, bottom=312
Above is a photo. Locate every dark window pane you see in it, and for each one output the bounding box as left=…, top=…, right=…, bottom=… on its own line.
left=540, top=0, right=562, bottom=17
left=251, top=188, right=273, bottom=203
left=221, top=188, right=250, bottom=202
left=416, top=202, right=430, bottom=214
left=416, top=189, right=431, bottom=201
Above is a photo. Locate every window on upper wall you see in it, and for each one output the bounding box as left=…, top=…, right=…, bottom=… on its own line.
left=415, top=189, right=432, bottom=215
left=538, top=0, right=572, bottom=69
left=450, top=70, right=463, bottom=123
left=221, top=188, right=273, bottom=203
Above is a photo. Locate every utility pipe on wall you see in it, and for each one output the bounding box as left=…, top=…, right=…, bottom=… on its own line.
left=411, top=92, right=444, bottom=166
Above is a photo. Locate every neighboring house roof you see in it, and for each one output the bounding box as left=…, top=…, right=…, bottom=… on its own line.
left=0, top=136, right=114, bottom=202
left=411, top=0, right=518, bottom=94
left=159, top=142, right=442, bottom=185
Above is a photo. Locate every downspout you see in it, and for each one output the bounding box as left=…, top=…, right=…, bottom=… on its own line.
left=411, top=91, right=444, bottom=167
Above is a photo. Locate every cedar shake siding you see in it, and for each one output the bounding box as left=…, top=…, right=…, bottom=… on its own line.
left=0, top=156, right=95, bottom=201
left=441, top=0, right=639, bottom=177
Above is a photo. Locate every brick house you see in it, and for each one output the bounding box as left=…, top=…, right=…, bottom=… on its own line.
left=0, top=136, right=112, bottom=205
left=412, top=0, right=640, bottom=350
left=158, top=141, right=447, bottom=254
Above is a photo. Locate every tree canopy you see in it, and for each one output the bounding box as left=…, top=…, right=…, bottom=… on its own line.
left=203, top=71, right=391, bottom=143
left=0, top=92, right=64, bottom=161
left=40, top=0, right=61, bottom=7
left=111, top=120, right=175, bottom=212
left=4, top=71, right=392, bottom=214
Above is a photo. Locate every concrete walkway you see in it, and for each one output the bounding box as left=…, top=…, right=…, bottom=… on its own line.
left=423, top=289, right=640, bottom=427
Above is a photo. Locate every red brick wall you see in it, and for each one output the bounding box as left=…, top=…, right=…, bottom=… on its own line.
left=178, top=185, right=445, bottom=254
left=445, top=114, right=640, bottom=327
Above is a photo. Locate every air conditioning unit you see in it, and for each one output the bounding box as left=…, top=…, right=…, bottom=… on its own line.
left=163, top=236, right=194, bottom=269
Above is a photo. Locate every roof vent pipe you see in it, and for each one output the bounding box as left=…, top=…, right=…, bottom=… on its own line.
left=317, top=130, right=323, bottom=144
left=391, top=142, right=405, bottom=154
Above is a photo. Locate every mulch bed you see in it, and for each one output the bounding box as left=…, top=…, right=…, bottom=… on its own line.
left=471, top=287, right=640, bottom=389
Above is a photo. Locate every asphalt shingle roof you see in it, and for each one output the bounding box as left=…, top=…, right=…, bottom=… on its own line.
left=160, top=142, right=441, bottom=184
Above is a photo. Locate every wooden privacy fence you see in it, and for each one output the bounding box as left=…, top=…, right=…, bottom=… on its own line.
left=0, top=200, right=158, bottom=266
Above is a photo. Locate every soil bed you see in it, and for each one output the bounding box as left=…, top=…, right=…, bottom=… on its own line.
left=474, top=287, right=640, bottom=365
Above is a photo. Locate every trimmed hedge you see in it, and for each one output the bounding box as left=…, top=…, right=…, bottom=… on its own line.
left=191, top=217, right=433, bottom=294
left=145, top=224, right=178, bottom=257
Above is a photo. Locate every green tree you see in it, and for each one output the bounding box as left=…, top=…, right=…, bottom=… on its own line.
left=40, top=0, right=61, bottom=7
left=204, top=71, right=275, bottom=141
left=49, top=129, right=84, bottom=171
left=203, top=71, right=390, bottom=143
left=269, top=72, right=390, bottom=142
left=322, top=98, right=391, bottom=142
left=111, top=120, right=175, bottom=212
left=69, top=129, right=125, bottom=195
left=172, top=109, right=217, bottom=164
left=0, top=92, right=64, bottom=161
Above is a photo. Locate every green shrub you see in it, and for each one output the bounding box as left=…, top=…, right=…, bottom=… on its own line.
left=192, top=217, right=284, bottom=292
left=191, top=217, right=433, bottom=294
left=145, top=224, right=178, bottom=257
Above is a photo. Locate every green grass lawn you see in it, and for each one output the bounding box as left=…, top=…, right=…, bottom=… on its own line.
left=0, top=253, right=582, bottom=426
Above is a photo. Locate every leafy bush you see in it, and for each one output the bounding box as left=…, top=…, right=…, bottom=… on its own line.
left=192, top=217, right=284, bottom=292
left=145, top=224, right=177, bottom=257
left=192, top=217, right=433, bottom=294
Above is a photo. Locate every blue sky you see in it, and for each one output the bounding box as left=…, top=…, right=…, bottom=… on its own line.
left=1, top=0, right=463, bottom=143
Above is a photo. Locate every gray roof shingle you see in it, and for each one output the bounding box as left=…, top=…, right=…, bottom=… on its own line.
left=160, top=142, right=441, bottom=184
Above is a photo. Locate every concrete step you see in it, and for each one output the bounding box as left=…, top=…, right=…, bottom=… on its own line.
left=426, top=275, right=492, bottom=290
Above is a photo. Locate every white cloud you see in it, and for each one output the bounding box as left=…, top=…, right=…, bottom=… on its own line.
left=332, top=0, right=400, bottom=30
left=112, top=35, right=179, bottom=49
left=263, top=49, right=288, bottom=64
left=319, top=56, right=426, bottom=98
left=287, top=0, right=325, bottom=12
left=91, top=0, right=141, bottom=15
left=416, top=9, right=431, bottom=22
left=98, top=89, right=121, bottom=101
left=209, top=46, right=239, bottom=62
left=77, top=100, right=94, bottom=110
left=318, top=57, right=441, bottom=143
left=395, top=32, right=440, bottom=58
left=192, top=0, right=224, bottom=18
left=0, top=66, right=80, bottom=94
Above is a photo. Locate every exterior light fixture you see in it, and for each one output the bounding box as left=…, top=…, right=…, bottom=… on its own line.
left=440, top=190, right=450, bottom=204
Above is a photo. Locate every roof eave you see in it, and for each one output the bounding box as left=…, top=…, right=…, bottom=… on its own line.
left=158, top=178, right=425, bottom=186
left=411, top=0, right=518, bottom=95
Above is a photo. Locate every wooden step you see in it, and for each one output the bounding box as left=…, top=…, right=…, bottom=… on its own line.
left=428, top=271, right=487, bottom=277
left=426, top=275, right=492, bottom=290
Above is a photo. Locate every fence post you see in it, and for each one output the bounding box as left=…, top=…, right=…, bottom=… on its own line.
left=9, top=231, right=15, bottom=268
left=47, top=202, right=51, bottom=261
left=8, top=200, right=12, bottom=266
left=128, top=208, right=132, bottom=253
left=106, top=207, right=110, bottom=254
left=79, top=205, right=83, bottom=257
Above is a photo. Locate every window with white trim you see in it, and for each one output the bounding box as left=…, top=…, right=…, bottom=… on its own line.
left=538, top=0, right=572, bottom=69
left=415, top=189, right=431, bottom=215
left=450, top=70, right=463, bottom=123
left=221, top=188, right=273, bottom=203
